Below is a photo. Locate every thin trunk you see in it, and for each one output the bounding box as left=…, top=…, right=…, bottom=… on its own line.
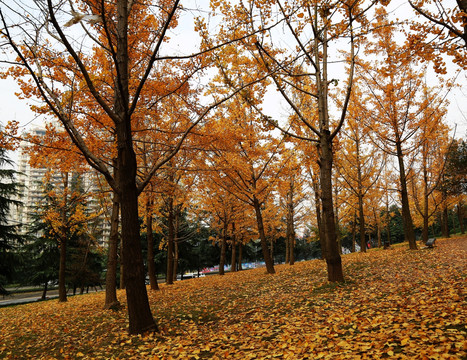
left=458, top=201, right=465, bottom=234
left=314, top=187, right=326, bottom=260
left=270, top=238, right=274, bottom=260
left=377, top=216, right=382, bottom=248
left=104, top=186, right=120, bottom=308
left=58, top=172, right=68, bottom=303
left=289, top=235, right=295, bottom=266
left=231, top=223, right=237, bottom=272
left=395, top=140, right=417, bottom=249
left=172, top=207, right=180, bottom=282
left=253, top=197, right=275, bottom=274
left=238, top=242, right=243, bottom=271
left=286, top=184, right=295, bottom=265
left=41, top=282, right=48, bottom=300
left=173, top=240, right=179, bottom=282
left=422, top=151, right=429, bottom=244
left=334, top=182, right=342, bottom=255
left=351, top=212, right=356, bottom=252
left=358, top=194, right=366, bottom=253
left=147, top=197, right=159, bottom=290
left=385, top=190, right=391, bottom=249
left=442, top=192, right=450, bottom=238
left=120, top=237, right=125, bottom=290
left=166, top=197, right=174, bottom=285
left=219, top=220, right=227, bottom=276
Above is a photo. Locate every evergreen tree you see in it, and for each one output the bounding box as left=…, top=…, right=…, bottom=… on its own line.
left=0, top=148, right=22, bottom=295
left=21, top=217, right=59, bottom=300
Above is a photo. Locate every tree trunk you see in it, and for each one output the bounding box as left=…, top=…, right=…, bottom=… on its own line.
left=166, top=197, right=174, bottom=285
left=58, top=172, right=69, bottom=303
left=351, top=212, right=356, bottom=252
left=219, top=221, right=227, bottom=276
left=442, top=193, right=450, bottom=238
left=120, top=236, right=125, bottom=290
left=314, top=187, right=326, bottom=260
left=172, top=207, right=180, bottom=282
left=421, top=149, right=429, bottom=244
left=231, top=223, right=237, bottom=272
left=395, top=140, right=417, bottom=249
left=146, top=198, right=159, bottom=291
left=118, top=168, right=156, bottom=333
left=358, top=193, right=366, bottom=253
left=41, top=282, right=48, bottom=300
left=333, top=181, right=342, bottom=255
left=104, top=186, right=121, bottom=308
left=377, top=215, right=382, bottom=248
left=253, top=197, right=275, bottom=274
left=319, top=130, right=344, bottom=282
left=238, top=243, right=243, bottom=271
left=458, top=201, right=465, bottom=234
left=286, top=186, right=295, bottom=265
left=58, top=236, right=67, bottom=302
left=173, top=239, right=179, bottom=282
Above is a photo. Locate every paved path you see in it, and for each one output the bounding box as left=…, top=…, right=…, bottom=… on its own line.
left=0, top=288, right=102, bottom=307
left=0, top=289, right=59, bottom=307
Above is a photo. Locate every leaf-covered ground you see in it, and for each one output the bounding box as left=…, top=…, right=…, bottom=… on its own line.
left=1, top=237, right=466, bottom=359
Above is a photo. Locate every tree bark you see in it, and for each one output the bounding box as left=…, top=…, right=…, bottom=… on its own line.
left=166, top=197, right=174, bottom=285
left=231, top=223, right=237, bottom=272
left=219, top=221, right=227, bottom=276
left=319, top=131, right=344, bottom=282
left=286, top=185, right=295, bottom=265
left=119, top=236, right=125, bottom=290
left=41, top=282, right=48, bottom=301
left=395, top=140, right=417, bottom=249
left=146, top=197, right=159, bottom=291
left=238, top=243, right=243, bottom=271
left=104, top=186, right=121, bottom=308
left=458, top=201, right=465, bottom=234
left=58, top=172, right=69, bottom=303
left=358, top=185, right=366, bottom=253
left=253, top=197, right=275, bottom=274
left=173, top=239, right=179, bottom=282
left=351, top=212, right=356, bottom=252
left=314, top=186, right=326, bottom=260
left=442, top=192, right=450, bottom=238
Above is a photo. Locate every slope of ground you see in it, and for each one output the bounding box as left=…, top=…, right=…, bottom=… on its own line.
left=0, top=236, right=465, bottom=359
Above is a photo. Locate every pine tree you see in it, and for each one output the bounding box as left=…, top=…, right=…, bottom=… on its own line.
left=0, top=148, right=22, bottom=295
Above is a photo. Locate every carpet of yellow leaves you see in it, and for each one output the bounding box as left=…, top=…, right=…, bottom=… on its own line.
left=1, top=237, right=465, bottom=359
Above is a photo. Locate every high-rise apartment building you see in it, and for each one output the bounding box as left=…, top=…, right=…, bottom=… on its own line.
left=11, top=127, right=110, bottom=245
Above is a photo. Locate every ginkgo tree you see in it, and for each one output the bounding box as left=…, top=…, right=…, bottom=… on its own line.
left=201, top=93, right=289, bottom=274
left=337, top=85, right=384, bottom=253
left=0, top=0, right=267, bottom=334
left=409, top=84, right=451, bottom=244
left=356, top=7, right=453, bottom=250
left=206, top=0, right=381, bottom=281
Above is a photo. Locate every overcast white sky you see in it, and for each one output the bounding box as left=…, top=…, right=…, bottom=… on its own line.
left=0, top=1, right=465, bottom=166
